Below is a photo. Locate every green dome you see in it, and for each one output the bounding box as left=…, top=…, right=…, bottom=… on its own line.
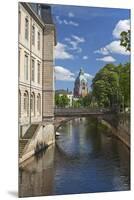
left=75, top=68, right=87, bottom=83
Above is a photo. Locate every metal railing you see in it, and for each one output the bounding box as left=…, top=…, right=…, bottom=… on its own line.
left=54, top=107, right=107, bottom=115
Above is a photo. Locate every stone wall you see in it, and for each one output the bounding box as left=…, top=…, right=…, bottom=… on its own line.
left=101, top=113, right=130, bottom=148
left=19, top=124, right=55, bottom=164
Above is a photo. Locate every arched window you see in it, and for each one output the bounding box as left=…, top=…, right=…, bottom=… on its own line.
left=19, top=11, right=21, bottom=34
left=82, top=81, right=85, bottom=90
left=24, top=91, right=29, bottom=116
left=31, top=59, right=35, bottom=82
left=37, top=32, right=40, bottom=50
left=37, top=93, right=41, bottom=115
left=32, top=25, right=35, bottom=45
left=37, top=62, right=40, bottom=84
left=25, top=17, right=29, bottom=40
left=19, top=90, right=21, bottom=117
left=19, top=49, right=21, bottom=78
left=31, top=92, right=35, bottom=116
left=24, top=54, right=28, bottom=80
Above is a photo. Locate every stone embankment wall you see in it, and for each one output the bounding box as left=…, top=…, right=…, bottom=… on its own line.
left=101, top=113, right=130, bottom=148
left=19, top=124, right=55, bottom=164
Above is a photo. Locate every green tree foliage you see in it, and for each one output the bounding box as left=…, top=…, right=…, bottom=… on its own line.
left=55, top=94, right=70, bottom=108
left=92, top=63, right=130, bottom=111
left=120, top=30, right=130, bottom=51
left=119, top=63, right=130, bottom=108
left=72, top=94, right=92, bottom=108
left=81, top=94, right=92, bottom=107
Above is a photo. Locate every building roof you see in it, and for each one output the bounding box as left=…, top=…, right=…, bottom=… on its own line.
left=29, top=3, right=53, bottom=24
left=56, top=89, right=72, bottom=95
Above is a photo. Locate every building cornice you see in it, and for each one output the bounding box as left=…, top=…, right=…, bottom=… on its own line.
left=20, top=2, right=57, bottom=46
left=21, top=2, right=45, bottom=28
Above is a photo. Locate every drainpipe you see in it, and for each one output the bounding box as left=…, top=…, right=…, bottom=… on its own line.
left=29, top=16, right=32, bottom=125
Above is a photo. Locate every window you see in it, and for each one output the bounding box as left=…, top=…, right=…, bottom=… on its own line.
left=37, top=4, right=41, bottom=16
left=32, top=25, right=35, bottom=45
left=31, top=59, right=35, bottom=82
left=25, top=17, right=29, bottom=40
left=24, top=91, right=29, bottom=116
left=37, top=94, right=41, bottom=115
left=37, top=32, right=40, bottom=50
left=24, top=54, right=28, bottom=80
left=19, top=11, right=21, bottom=34
left=37, top=62, right=40, bottom=84
left=31, top=92, right=35, bottom=116
left=19, top=90, right=21, bottom=117
left=19, top=50, right=20, bottom=77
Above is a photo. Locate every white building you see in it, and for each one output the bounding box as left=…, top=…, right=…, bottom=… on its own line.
left=19, top=2, right=56, bottom=137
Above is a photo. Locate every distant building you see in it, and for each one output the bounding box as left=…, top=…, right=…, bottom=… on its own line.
left=74, top=68, right=88, bottom=97
left=56, top=89, right=73, bottom=107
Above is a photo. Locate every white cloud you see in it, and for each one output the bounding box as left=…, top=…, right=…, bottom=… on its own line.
left=94, top=48, right=109, bottom=55
left=68, top=12, right=74, bottom=18
left=106, top=41, right=130, bottom=55
left=76, top=71, right=94, bottom=81
left=113, top=19, right=130, bottom=39
left=96, top=56, right=116, bottom=62
left=55, top=16, right=79, bottom=27
left=65, top=35, right=85, bottom=53
left=68, top=40, right=82, bottom=53
left=55, top=16, right=62, bottom=24
left=84, top=73, right=94, bottom=80
left=69, top=21, right=79, bottom=26
left=55, top=42, right=74, bottom=60
left=54, top=66, right=75, bottom=81
left=83, top=56, right=88, bottom=60
left=95, top=40, right=130, bottom=56
left=72, top=35, right=85, bottom=43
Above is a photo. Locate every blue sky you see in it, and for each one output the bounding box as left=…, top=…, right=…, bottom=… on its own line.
left=51, top=5, right=130, bottom=91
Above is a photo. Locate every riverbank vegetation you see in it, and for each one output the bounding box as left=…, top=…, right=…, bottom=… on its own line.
left=92, top=62, right=130, bottom=112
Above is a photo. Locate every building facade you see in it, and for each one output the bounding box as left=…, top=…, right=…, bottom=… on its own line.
left=73, top=68, right=88, bottom=98
left=19, top=3, right=56, bottom=137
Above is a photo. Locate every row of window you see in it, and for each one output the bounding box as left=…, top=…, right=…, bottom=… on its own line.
left=19, top=11, right=41, bottom=50
left=19, top=90, right=41, bottom=117
left=19, top=50, right=41, bottom=84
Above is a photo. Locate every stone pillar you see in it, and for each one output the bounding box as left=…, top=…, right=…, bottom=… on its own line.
left=42, top=25, right=55, bottom=122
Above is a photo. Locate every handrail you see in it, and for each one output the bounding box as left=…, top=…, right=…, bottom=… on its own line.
left=54, top=108, right=107, bottom=113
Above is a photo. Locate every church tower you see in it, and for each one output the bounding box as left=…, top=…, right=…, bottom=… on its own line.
left=74, top=68, right=88, bottom=97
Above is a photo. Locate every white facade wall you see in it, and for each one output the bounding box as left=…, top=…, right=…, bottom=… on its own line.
left=19, top=3, right=56, bottom=138
left=18, top=4, right=43, bottom=137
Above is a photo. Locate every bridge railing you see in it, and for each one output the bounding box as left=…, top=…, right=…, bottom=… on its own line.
left=54, top=107, right=108, bottom=114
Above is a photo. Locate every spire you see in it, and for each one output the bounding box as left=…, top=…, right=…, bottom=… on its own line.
left=79, top=68, right=84, bottom=75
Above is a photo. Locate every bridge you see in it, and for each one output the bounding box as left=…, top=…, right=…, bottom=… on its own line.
left=54, top=108, right=107, bottom=117
left=54, top=108, right=130, bottom=148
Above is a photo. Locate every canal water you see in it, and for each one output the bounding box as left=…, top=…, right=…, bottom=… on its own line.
left=19, top=117, right=130, bottom=197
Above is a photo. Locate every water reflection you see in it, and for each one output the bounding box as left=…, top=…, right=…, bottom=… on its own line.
left=19, top=145, right=55, bottom=197
left=19, top=117, right=130, bottom=197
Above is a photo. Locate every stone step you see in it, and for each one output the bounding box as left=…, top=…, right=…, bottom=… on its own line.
left=23, top=124, right=39, bottom=139
left=19, top=139, right=29, bottom=158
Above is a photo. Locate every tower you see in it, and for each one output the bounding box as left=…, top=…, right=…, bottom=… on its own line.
left=74, top=68, right=88, bottom=97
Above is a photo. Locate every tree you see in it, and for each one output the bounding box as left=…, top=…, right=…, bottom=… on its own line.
left=118, top=63, right=130, bottom=108
left=55, top=94, right=70, bottom=108
left=91, top=63, right=130, bottom=111
left=82, top=94, right=92, bottom=107
left=92, top=64, right=119, bottom=109
left=120, top=30, right=130, bottom=51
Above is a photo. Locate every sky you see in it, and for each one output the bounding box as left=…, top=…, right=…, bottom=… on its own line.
left=51, top=5, right=130, bottom=92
